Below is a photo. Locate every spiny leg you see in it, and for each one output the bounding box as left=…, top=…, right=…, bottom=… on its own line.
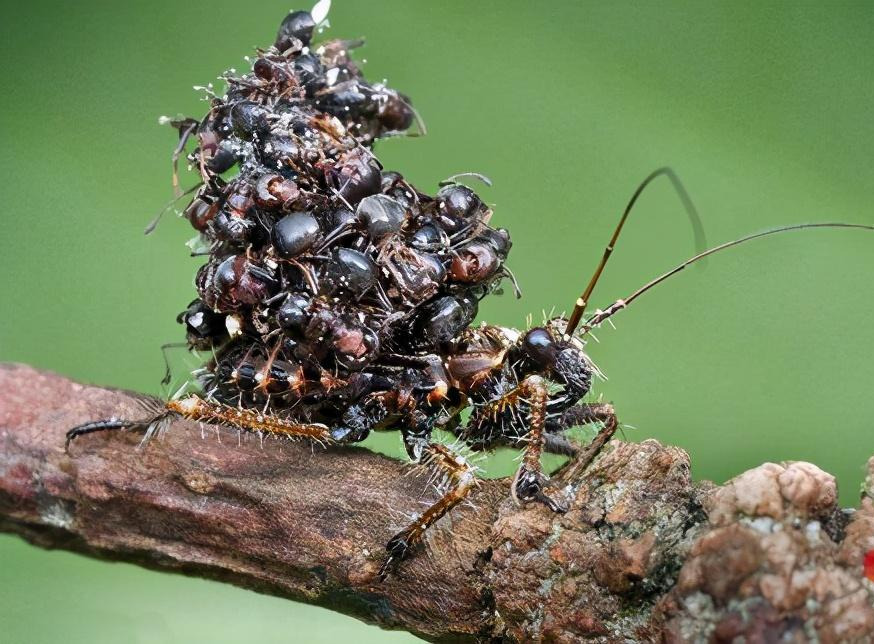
left=551, top=402, right=618, bottom=483
left=507, top=375, right=567, bottom=513
left=66, top=394, right=333, bottom=448
left=379, top=442, right=477, bottom=580
left=167, top=395, right=332, bottom=443
left=452, top=401, right=613, bottom=462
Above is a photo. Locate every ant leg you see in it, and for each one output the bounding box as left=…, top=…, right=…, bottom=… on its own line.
left=509, top=376, right=568, bottom=513
left=160, top=342, right=189, bottom=387
left=379, top=442, right=476, bottom=580
left=550, top=402, right=618, bottom=483
left=465, top=376, right=565, bottom=511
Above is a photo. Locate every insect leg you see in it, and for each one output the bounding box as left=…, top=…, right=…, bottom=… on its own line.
left=169, top=117, right=199, bottom=197
left=159, top=341, right=190, bottom=386
left=65, top=397, right=171, bottom=450
left=67, top=394, right=332, bottom=449
left=543, top=433, right=580, bottom=457
left=165, top=395, right=333, bottom=443
left=550, top=402, right=618, bottom=483
left=66, top=419, right=148, bottom=450
left=379, top=442, right=477, bottom=580
left=508, top=375, right=567, bottom=513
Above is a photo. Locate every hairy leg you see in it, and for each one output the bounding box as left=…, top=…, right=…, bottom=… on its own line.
left=65, top=418, right=151, bottom=449
left=543, top=432, right=580, bottom=457
left=507, top=375, right=568, bottom=512
left=379, top=442, right=477, bottom=580
left=166, top=395, right=332, bottom=442
left=465, top=375, right=567, bottom=512
left=66, top=394, right=333, bottom=448
left=65, top=396, right=169, bottom=450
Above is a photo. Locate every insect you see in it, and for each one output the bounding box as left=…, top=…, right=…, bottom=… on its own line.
left=65, top=4, right=874, bottom=579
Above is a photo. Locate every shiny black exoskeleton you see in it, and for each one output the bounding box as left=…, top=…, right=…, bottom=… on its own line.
left=163, top=7, right=518, bottom=416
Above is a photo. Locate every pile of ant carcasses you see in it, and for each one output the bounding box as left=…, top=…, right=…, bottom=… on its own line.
left=175, top=9, right=513, bottom=439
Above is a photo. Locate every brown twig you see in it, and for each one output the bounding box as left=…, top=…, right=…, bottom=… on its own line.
left=1, top=363, right=872, bottom=642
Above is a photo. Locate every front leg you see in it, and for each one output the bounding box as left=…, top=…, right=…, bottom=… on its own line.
left=509, top=375, right=568, bottom=513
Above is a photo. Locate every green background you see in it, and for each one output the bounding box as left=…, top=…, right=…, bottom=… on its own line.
left=2, top=1, right=874, bottom=642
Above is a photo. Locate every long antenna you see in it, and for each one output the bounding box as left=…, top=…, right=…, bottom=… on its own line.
left=577, top=222, right=874, bottom=335
left=565, top=167, right=706, bottom=336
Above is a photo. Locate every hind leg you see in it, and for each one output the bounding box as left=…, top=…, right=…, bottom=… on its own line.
left=65, top=396, right=171, bottom=450
left=66, top=418, right=152, bottom=450
left=66, top=394, right=333, bottom=449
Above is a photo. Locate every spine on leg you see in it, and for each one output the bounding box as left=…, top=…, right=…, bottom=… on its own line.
left=166, top=395, right=332, bottom=442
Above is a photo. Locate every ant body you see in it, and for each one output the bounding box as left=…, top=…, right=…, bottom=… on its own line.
left=66, top=5, right=874, bottom=579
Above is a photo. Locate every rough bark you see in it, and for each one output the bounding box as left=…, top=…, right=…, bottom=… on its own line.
left=0, top=363, right=872, bottom=642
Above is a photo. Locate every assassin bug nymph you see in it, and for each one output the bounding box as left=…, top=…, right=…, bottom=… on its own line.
left=65, top=5, right=874, bottom=579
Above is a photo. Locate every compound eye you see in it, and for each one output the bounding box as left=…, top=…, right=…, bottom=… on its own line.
left=522, top=328, right=557, bottom=367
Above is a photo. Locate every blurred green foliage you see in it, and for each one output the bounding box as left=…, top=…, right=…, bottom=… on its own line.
left=2, top=1, right=873, bottom=642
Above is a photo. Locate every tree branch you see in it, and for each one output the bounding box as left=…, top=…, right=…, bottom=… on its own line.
left=1, top=363, right=872, bottom=642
